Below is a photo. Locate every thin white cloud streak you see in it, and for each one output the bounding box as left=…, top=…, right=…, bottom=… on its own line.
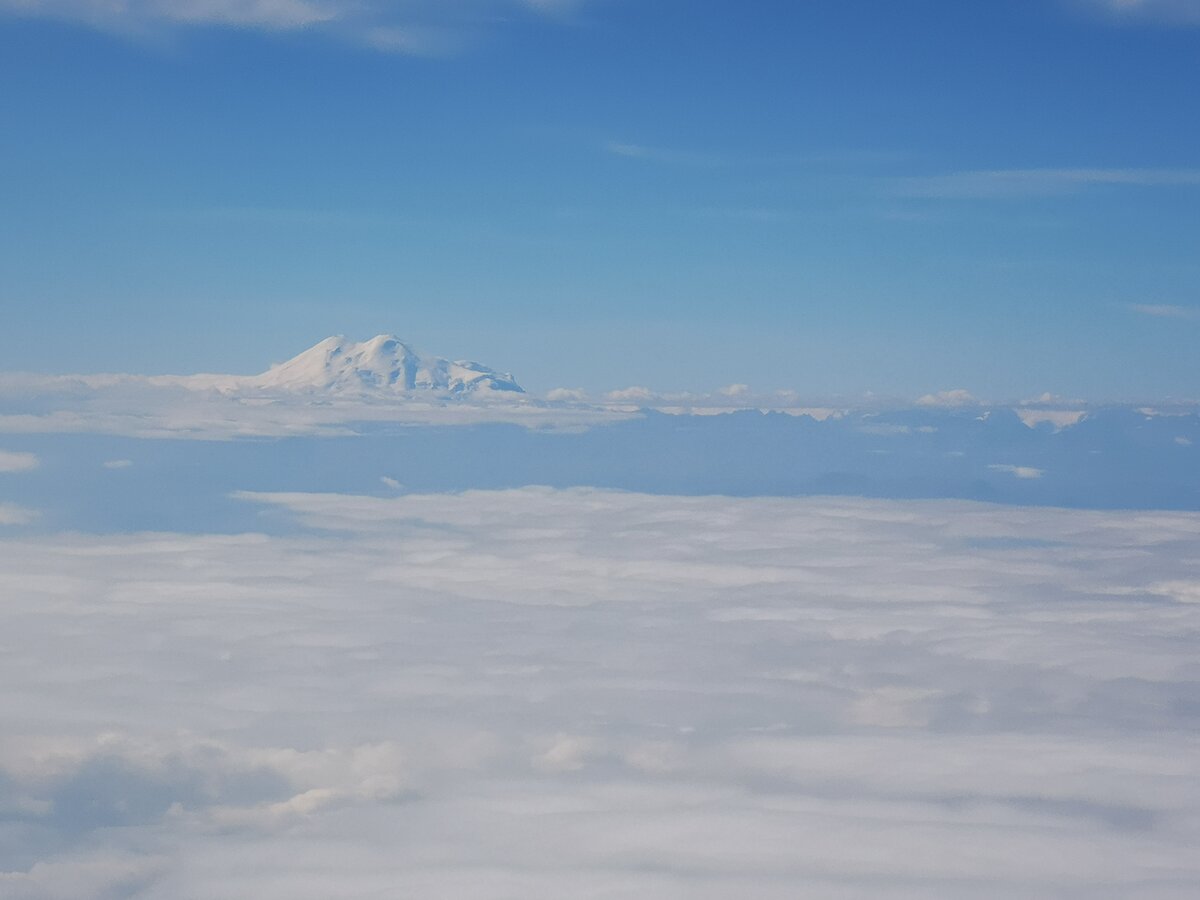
left=604, top=385, right=655, bottom=402
left=604, top=141, right=723, bottom=167
left=989, top=463, right=1046, bottom=479
left=892, top=167, right=1200, bottom=199
left=2, top=489, right=1200, bottom=896
left=0, top=449, right=39, bottom=472
left=0, top=0, right=593, bottom=53
left=358, top=23, right=462, bottom=57
left=1131, top=303, right=1200, bottom=321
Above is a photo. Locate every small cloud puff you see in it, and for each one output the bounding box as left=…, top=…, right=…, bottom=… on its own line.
left=0, top=501, right=37, bottom=524
left=604, top=386, right=656, bottom=402
left=0, top=449, right=39, bottom=472
left=546, top=388, right=588, bottom=402
left=1023, top=391, right=1084, bottom=406
left=380, top=476, right=403, bottom=490
left=533, top=733, right=594, bottom=773
left=360, top=24, right=462, bottom=57
left=917, top=389, right=977, bottom=408
left=989, top=463, right=1045, bottom=480
left=103, top=459, right=134, bottom=470
left=718, top=383, right=750, bottom=397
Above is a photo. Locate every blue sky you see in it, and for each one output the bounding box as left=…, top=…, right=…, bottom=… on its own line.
left=1, top=0, right=1198, bottom=398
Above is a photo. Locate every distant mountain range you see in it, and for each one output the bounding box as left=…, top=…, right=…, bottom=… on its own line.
left=1, top=335, right=1197, bottom=445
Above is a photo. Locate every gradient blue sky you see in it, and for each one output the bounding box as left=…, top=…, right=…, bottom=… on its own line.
left=1, top=0, right=1198, bottom=398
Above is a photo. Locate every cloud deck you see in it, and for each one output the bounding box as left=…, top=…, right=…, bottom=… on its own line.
left=1, top=489, right=1198, bottom=898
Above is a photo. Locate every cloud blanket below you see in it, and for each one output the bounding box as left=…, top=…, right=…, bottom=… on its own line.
left=1, top=488, right=1199, bottom=898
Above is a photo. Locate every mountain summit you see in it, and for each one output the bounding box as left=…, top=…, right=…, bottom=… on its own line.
left=254, top=335, right=523, bottom=396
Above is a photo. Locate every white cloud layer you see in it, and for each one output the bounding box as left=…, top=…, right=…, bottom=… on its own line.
left=604, top=141, right=722, bottom=166
left=1, top=488, right=1199, bottom=897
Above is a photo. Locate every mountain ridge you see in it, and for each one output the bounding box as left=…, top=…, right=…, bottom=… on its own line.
left=253, top=335, right=524, bottom=396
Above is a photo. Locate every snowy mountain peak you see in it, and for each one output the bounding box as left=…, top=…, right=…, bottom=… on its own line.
left=254, top=335, right=523, bottom=395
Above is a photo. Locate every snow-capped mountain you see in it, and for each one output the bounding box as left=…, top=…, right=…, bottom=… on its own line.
left=253, top=335, right=524, bottom=396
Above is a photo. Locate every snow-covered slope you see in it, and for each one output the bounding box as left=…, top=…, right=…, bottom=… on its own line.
left=254, top=335, right=524, bottom=396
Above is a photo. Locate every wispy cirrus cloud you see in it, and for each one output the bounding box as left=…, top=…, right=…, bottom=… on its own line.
left=1073, top=0, right=1200, bottom=25
left=0, top=0, right=593, bottom=53
left=892, top=167, right=1200, bottom=199
left=604, top=141, right=723, bottom=167
left=1, top=0, right=337, bottom=30
left=989, top=463, right=1046, bottom=479
left=1130, top=303, right=1200, bottom=321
